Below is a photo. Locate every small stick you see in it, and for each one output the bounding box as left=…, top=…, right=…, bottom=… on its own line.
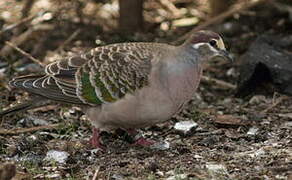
left=194, top=129, right=225, bottom=136
left=158, top=0, right=181, bottom=18
left=260, top=96, right=289, bottom=114
left=0, top=12, right=43, bottom=37
left=21, top=0, right=36, bottom=18
left=92, top=167, right=100, bottom=180
left=201, top=75, right=236, bottom=89
left=4, top=41, right=45, bottom=67
left=0, top=124, right=59, bottom=135
left=175, top=0, right=270, bottom=43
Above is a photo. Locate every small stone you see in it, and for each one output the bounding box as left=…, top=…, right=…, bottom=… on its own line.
left=174, top=121, right=198, bottom=135
left=206, top=163, right=228, bottom=174
left=247, top=127, right=259, bottom=136
left=156, top=171, right=164, bottom=176
left=166, top=170, right=174, bottom=175
left=166, top=174, right=188, bottom=180
left=217, top=111, right=224, bottom=115
left=0, top=67, right=6, bottom=79
left=44, top=150, right=69, bottom=164
left=248, top=148, right=265, bottom=158
left=28, top=135, right=38, bottom=141
left=193, top=154, right=203, bottom=159
left=275, top=175, right=287, bottom=180
left=151, top=141, right=170, bottom=150
left=278, top=113, right=292, bottom=119
left=282, top=121, right=292, bottom=129
left=222, top=98, right=232, bottom=105
left=29, top=115, right=50, bottom=126
left=226, top=67, right=237, bottom=77
left=248, top=95, right=267, bottom=105
left=111, top=174, right=124, bottom=180
left=45, top=173, right=61, bottom=179
left=90, top=149, right=98, bottom=154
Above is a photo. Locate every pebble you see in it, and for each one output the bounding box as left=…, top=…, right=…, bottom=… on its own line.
left=174, top=121, right=198, bottom=135
left=151, top=141, right=170, bottom=150
left=206, top=163, right=228, bottom=174
left=249, top=95, right=267, bottom=105
left=166, top=174, right=188, bottom=180
left=248, top=148, right=265, bottom=158
left=111, top=174, right=125, bottom=180
left=247, top=127, right=259, bottom=136
left=278, top=113, right=292, bottom=119
left=282, top=121, right=292, bottom=129
left=44, top=150, right=69, bottom=164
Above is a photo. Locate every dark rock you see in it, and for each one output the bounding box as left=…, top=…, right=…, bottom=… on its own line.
left=236, top=35, right=292, bottom=97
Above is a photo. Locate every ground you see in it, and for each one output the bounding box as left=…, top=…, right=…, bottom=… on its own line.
left=0, top=0, right=291, bottom=179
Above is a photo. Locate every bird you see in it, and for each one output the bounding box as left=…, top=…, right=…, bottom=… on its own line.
left=4, top=30, right=232, bottom=150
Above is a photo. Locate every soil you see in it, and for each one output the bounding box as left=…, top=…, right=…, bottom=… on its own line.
left=0, top=0, right=291, bottom=179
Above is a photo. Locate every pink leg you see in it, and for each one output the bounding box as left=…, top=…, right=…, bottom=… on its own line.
left=89, top=128, right=105, bottom=150
left=127, top=129, right=156, bottom=146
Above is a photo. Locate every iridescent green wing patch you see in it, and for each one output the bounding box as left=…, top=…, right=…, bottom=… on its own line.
left=91, top=67, right=117, bottom=103
left=77, top=67, right=102, bottom=105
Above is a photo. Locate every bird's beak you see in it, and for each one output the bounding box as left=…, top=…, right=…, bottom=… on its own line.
left=218, top=49, right=234, bottom=62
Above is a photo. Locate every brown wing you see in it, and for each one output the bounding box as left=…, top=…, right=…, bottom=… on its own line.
left=10, top=43, right=156, bottom=105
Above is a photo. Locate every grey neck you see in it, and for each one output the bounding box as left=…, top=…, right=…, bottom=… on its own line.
left=176, top=45, right=202, bottom=66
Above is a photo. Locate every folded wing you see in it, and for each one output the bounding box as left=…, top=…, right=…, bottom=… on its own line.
left=10, top=43, right=154, bottom=106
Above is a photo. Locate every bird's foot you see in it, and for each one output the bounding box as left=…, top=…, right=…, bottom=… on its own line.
left=133, top=137, right=156, bottom=147
left=127, top=129, right=156, bottom=147
left=89, top=128, right=105, bottom=151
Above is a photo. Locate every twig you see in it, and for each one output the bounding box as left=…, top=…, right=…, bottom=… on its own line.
left=260, top=95, right=289, bottom=114
left=4, top=41, right=45, bottom=67
left=194, top=129, right=224, bottom=136
left=201, top=75, right=236, bottom=89
left=0, top=124, right=59, bottom=135
left=92, top=167, right=100, bottom=180
left=56, top=29, right=81, bottom=52
left=21, top=0, right=36, bottom=18
left=0, top=23, right=53, bottom=57
left=0, top=12, right=43, bottom=37
left=158, top=0, right=181, bottom=18
left=175, top=0, right=270, bottom=43
left=0, top=29, right=34, bottom=57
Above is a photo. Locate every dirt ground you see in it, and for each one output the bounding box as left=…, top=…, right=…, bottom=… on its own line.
left=0, top=0, right=291, bottom=179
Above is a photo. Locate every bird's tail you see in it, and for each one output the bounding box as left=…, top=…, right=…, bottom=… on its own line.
left=8, top=74, right=83, bottom=104
left=1, top=75, right=52, bottom=117
left=9, top=74, right=44, bottom=90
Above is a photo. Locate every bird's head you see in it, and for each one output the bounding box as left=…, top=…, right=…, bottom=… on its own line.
left=183, top=30, right=233, bottom=62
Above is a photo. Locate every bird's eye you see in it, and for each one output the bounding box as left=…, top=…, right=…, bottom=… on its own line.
left=209, top=40, right=217, bottom=48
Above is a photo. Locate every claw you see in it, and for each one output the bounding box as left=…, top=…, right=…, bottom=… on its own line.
left=89, top=128, right=106, bottom=150
left=127, top=129, right=156, bottom=147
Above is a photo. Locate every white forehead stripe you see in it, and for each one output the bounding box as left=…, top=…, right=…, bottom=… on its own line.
left=192, top=43, right=205, bottom=49
left=192, top=43, right=218, bottom=53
